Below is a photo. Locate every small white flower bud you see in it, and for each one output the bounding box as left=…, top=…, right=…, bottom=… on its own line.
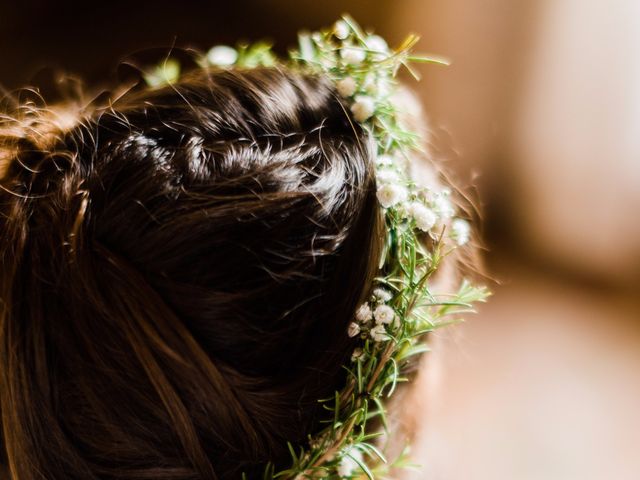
left=351, top=348, right=364, bottom=362
left=376, top=183, right=407, bottom=208
left=433, top=193, right=455, bottom=219
left=373, top=304, right=395, bottom=325
left=347, top=322, right=361, bottom=338
left=206, top=45, right=238, bottom=66
left=373, top=288, right=392, bottom=303
left=336, top=77, right=357, bottom=97
left=370, top=324, right=390, bottom=342
left=350, top=95, right=376, bottom=122
left=450, top=218, right=471, bottom=246
left=337, top=449, right=363, bottom=477
left=334, top=20, right=350, bottom=40
left=366, top=35, right=389, bottom=58
left=407, top=202, right=437, bottom=232
left=355, top=303, right=372, bottom=323
left=376, top=168, right=401, bottom=184
left=340, top=46, right=366, bottom=65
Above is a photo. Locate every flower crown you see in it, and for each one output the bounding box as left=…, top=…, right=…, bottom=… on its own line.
left=145, top=15, right=488, bottom=480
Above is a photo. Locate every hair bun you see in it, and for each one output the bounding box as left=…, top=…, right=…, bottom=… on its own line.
left=0, top=68, right=382, bottom=479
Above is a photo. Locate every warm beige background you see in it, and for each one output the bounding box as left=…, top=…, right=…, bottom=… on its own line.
left=392, top=2, right=640, bottom=479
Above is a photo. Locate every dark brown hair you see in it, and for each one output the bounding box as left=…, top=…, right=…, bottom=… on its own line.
left=0, top=67, right=383, bottom=479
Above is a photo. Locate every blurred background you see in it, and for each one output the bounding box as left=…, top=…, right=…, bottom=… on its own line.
left=2, top=1, right=638, bottom=479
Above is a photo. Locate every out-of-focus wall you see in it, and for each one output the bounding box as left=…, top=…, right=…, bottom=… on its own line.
left=394, top=0, right=640, bottom=285
left=393, top=2, right=640, bottom=479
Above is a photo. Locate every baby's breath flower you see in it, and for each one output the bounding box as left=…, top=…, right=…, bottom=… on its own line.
left=337, top=448, right=364, bottom=477
left=376, top=183, right=407, bottom=208
left=351, top=348, right=364, bottom=362
left=376, top=167, right=401, bottom=184
left=370, top=324, right=390, bottom=342
left=336, top=77, right=357, bottom=97
left=450, top=218, right=471, bottom=246
left=206, top=45, right=238, bottom=66
left=433, top=192, right=455, bottom=219
left=373, top=288, right=392, bottom=303
left=350, top=95, right=376, bottom=122
left=334, top=20, right=350, bottom=40
left=373, top=304, right=395, bottom=325
left=407, top=202, right=437, bottom=232
left=347, top=322, right=361, bottom=338
left=340, top=46, right=367, bottom=65
left=366, top=35, right=389, bottom=60
left=355, top=303, right=372, bottom=323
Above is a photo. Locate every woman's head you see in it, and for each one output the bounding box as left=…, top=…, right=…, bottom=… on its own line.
left=0, top=67, right=382, bottom=479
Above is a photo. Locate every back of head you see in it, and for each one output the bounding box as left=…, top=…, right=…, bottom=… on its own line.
left=0, top=67, right=382, bottom=479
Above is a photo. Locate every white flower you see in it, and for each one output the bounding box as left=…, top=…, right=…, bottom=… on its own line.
left=370, top=324, right=390, bottom=342
left=336, top=77, right=357, bottom=97
left=366, top=35, right=389, bottom=60
left=366, top=35, right=388, bottom=53
left=351, top=348, right=364, bottom=362
left=362, top=73, right=391, bottom=98
left=376, top=154, right=395, bottom=167
left=376, top=168, right=401, bottom=184
left=376, top=183, right=407, bottom=208
left=450, top=218, right=471, bottom=246
left=347, top=322, right=361, bottom=338
left=337, top=448, right=364, bottom=477
left=206, top=45, right=238, bottom=66
left=334, top=20, right=350, bottom=40
left=340, top=46, right=366, bottom=65
left=407, top=202, right=437, bottom=232
left=373, top=304, right=395, bottom=325
left=373, top=288, right=392, bottom=303
left=433, top=193, right=455, bottom=219
left=355, top=303, right=372, bottom=323
left=350, top=95, right=375, bottom=122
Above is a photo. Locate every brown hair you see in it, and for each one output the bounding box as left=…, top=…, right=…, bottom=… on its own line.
left=0, top=67, right=383, bottom=479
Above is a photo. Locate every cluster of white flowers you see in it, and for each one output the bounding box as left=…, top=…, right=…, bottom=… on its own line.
left=450, top=218, right=471, bottom=246
left=372, top=161, right=471, bottom=246
left=406, top=201, right=437, bottom=232
left=349, top=287, right=399, bottom=346
left=376, top=182, right=408, bottom=209
left=330, top=21, right=395, bottom=124
left=375, top=167, right=439, bottom=234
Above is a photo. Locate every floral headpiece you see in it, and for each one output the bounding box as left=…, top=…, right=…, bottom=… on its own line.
left=146, top=15, right=488, bottom=480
